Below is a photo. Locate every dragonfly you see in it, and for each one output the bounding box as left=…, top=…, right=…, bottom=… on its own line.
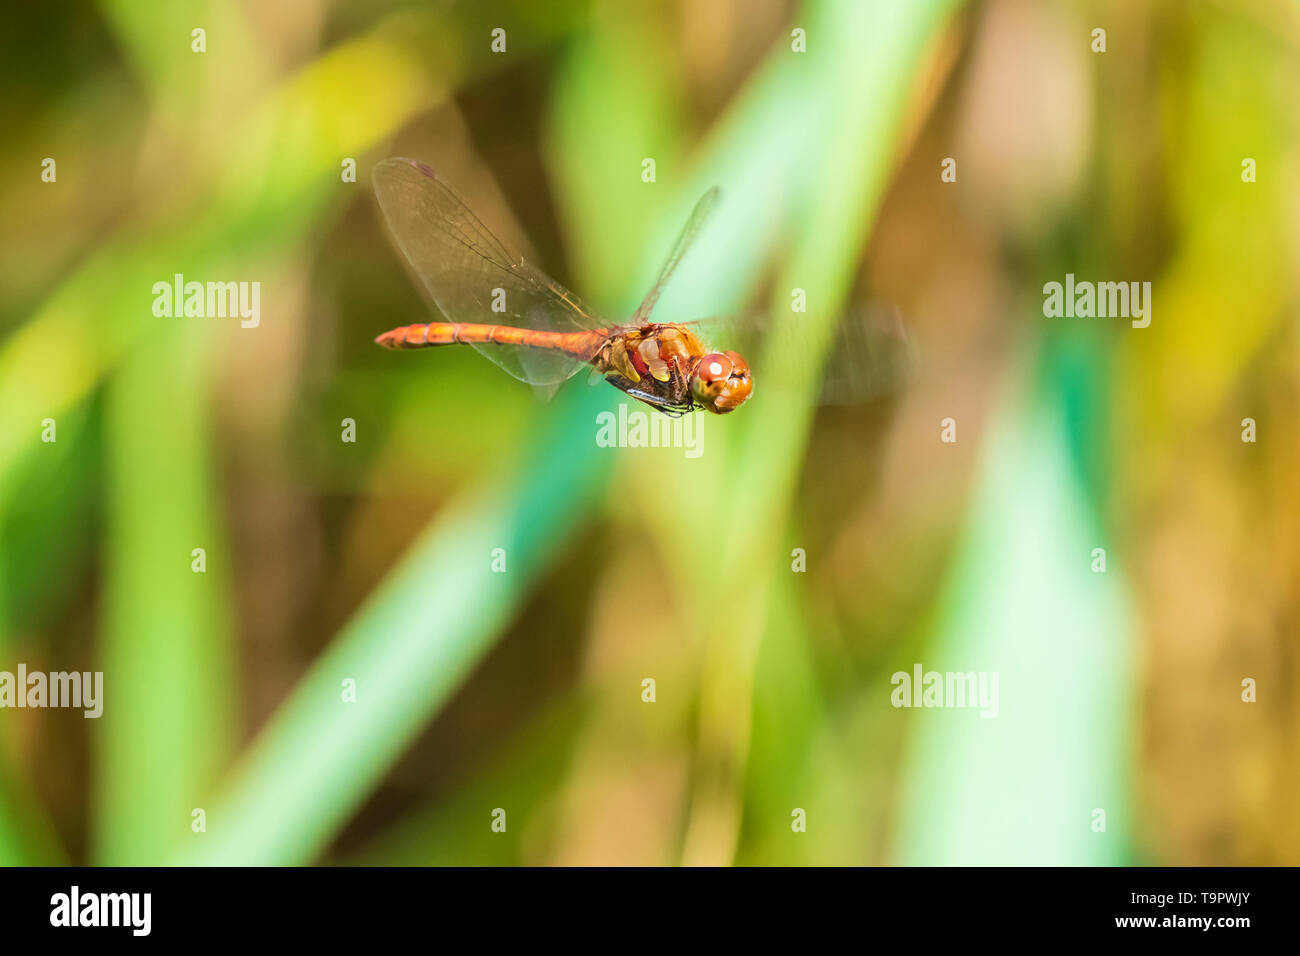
left=371, top=158, right=751, bottom=417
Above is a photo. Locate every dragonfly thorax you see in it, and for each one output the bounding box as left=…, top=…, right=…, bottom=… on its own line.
left=590, top=325, right=752, bottom=416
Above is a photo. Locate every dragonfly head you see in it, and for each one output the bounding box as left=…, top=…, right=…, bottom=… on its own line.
left=690, top=351, right=752, bottom=414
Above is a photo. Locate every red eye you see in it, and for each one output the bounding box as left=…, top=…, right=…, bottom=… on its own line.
left=724, top=351, right=749, bottom=378
left=698, top=352, right=733, bottom=383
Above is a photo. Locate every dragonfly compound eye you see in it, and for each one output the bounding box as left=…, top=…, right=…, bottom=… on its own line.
left=698, top=352, right=733, bottom=383
left=691, top=352, right=752, bottom=414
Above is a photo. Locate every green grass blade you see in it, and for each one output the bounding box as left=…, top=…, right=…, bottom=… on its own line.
left=93, top=326, right=236, bottom=863
left=174, top=386, right=611, bottom=865
left=894, top=379, right=1135, bottom=864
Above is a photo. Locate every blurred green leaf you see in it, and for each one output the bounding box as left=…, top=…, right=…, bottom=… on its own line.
left=894, top=376, right=1135, bottom=864
left=174, top=384, right=611, bottom=865
left=93, top=323, right=236, bottom=864
left=661, top=0, right=963, bottom=865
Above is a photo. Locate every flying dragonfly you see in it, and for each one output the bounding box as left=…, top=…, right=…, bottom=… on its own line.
left=372, top=158, right=911, bottom=415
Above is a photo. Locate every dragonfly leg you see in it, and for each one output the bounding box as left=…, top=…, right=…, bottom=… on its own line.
left=620, top=386, right=693, bottom=418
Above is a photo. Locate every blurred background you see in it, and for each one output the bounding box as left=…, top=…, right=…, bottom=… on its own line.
left=1, top=0, right=1297, bottom=866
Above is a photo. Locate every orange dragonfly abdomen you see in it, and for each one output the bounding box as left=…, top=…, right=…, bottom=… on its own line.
left=375, top=321, right=605, bottom=361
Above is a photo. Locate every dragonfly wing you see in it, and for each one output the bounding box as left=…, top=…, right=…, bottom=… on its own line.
left=812, top=304, right=916, bottom=406
left=683, top=304, right=916, bottom=407
left=630, top=186, right=721, bottom=324
left=372, top=158, right=605, bottom=386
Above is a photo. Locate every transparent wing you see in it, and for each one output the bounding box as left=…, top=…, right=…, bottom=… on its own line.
left=813, top=304, right=916, bottom=406
left=682, top=303, right=916, bottom=406
left=372, top=157, right=606, bottom=385
left=630, top=186, right=721, bottom=324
